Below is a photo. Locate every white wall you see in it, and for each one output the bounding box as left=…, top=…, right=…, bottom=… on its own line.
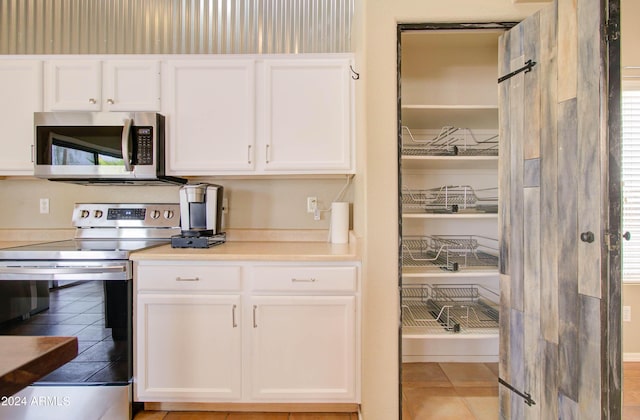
left=0, top=177, right=354, bottom=230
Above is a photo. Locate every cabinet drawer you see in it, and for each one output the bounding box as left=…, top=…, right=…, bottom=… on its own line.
left=251, top=265, right=357, bottom=292
left=137, top=264, right=242, bottom=292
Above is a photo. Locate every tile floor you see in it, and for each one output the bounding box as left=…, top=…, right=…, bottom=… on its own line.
left=0, top=281, right=130, bottom=383
left=402, top=362, right=498, bottom=420
left=134, top=362, right=640, bottom=419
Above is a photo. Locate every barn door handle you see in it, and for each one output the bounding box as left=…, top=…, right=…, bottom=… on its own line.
left=498, top=59, right=537, bottom=83
left=623, top=232, right=631, bottom=241
left=580, top=231, right=595, bottom=243
left=498, top=378, right=536, bottom=407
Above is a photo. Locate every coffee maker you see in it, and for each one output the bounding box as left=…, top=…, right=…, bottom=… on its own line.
left=171, top=183, right=226, bottom=248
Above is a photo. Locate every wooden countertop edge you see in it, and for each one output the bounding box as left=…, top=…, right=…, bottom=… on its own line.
left=0, top=336, right=78, bottom=398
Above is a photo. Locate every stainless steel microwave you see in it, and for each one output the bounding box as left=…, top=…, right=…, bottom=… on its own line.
left=33, top=112, right=186, bottom=185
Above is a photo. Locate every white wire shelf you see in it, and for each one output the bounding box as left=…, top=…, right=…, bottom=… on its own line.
left=401, top=283, right=499, bottom=334
left=402, top=185, right=498, bottom=214
left=402, top=235, right=499, bottom=272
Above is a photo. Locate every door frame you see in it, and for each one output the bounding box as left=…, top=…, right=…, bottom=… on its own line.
left=396, top=21, right=517, bottom=420
left=605, top=0, right=622, bottom=417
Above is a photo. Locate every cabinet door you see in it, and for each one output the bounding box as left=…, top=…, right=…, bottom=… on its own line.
left=249, top=295, right=356, bottom=401
left=0, top=60, right=42, bottom=175
left=136, top=293, right=241, bottom=401
left=103, top=61, right=160, bottom=111
left=45, top=60, right=101, bottom=111
left=262, top=58, right=353, bottom=173
left=165, top=60, right=256, bottom=174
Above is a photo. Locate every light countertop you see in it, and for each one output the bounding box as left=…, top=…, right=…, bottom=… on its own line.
left=0, top=230, right=360, bottom=262
left=130, top=240, right=359, bottom=262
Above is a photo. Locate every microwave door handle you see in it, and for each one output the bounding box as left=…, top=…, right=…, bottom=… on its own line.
left=122, top=118, right=133, bottom=172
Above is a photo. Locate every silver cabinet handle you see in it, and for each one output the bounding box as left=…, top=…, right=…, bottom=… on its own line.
left=107, top=98, right=115, bottom=104
left=248, top=144, right=252, bottom=164
left=89, top=98, right=97, bottom=104
left=175, top=277, right=199, bottom=281
left=253, top=305, right=258, bottom=328
left=30, top=144, right=34, bottom=163
left=265, top=144, right=270, bottom=164
left=232, top=304, right=238, bottom=328
left=292, top=278, right=317, bottom=282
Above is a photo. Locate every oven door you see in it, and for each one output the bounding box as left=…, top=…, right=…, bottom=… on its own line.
left=0, top=261, right=133, bottom=420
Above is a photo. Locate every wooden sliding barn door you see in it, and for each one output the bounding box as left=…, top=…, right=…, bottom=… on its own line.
left=498, top=0, right=621, bottom=418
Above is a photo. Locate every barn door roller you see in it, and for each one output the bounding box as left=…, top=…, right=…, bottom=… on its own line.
left=498, top=59, right=537, bottom=83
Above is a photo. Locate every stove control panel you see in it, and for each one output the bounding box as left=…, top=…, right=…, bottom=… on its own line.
left=107, top=208, right=147, bottom=220
left=72, top=203, right=181, bottom=229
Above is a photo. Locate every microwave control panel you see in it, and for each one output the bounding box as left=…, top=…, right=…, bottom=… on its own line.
left=135, top=127, right=154, bottom=165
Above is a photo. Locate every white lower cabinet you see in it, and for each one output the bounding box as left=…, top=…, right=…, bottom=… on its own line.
left=249, top=295, right=356, bottom=401
left=135, top=263, right=243, bottom=402
left=136, top=293, right=242, bottom=401
left=134, top=261, right=360, bottom=404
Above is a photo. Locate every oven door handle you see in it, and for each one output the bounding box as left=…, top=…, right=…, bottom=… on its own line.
left=0, top=265, right=128, bottom=275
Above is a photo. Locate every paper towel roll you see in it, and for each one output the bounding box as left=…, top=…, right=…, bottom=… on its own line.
left=331, top=202, right=349, bottom=244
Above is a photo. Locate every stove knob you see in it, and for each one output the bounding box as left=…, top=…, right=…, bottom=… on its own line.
left=164, top=210, right=175, bottom=219
left=94, top=210, right=103, bottom=218
left=80, top=210, right=90, bottom=218
left=150, top=210, right=161, bottom=219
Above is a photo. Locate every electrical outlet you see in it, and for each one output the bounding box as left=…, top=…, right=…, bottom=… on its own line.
left=307, top=197, right=318, bottom=213
left=624, top=306, right=631, bottom=322
left=39, top=198, right=50, bottom=214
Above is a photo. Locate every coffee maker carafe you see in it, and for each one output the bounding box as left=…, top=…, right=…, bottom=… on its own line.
left=171, top=183, right=226, bottom=248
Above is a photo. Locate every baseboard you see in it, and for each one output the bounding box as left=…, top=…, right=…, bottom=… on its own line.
left=624, top=353, right=640, bottom=362
left=144, top=402, right=359, bottom=413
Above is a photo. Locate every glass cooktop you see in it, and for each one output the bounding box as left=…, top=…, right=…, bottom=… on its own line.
left=0, top=239, right=169, bottom=260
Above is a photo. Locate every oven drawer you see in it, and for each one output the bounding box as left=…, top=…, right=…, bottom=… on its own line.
left=136, top=263, right=242, bottom=292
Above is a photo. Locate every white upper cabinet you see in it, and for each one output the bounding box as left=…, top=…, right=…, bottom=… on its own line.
left=261, top=58, right=353, bottom=173
left=165, top=54, right=355, bottom=176
left=45, top=59, right=160, bottom=111
left=165, top=59, right=256, bottom=173
left=1, top=54, right=355, bottom=177
left=0, top=60, right=43, bottom=175
left=103, top=61, right=161, bottom=111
